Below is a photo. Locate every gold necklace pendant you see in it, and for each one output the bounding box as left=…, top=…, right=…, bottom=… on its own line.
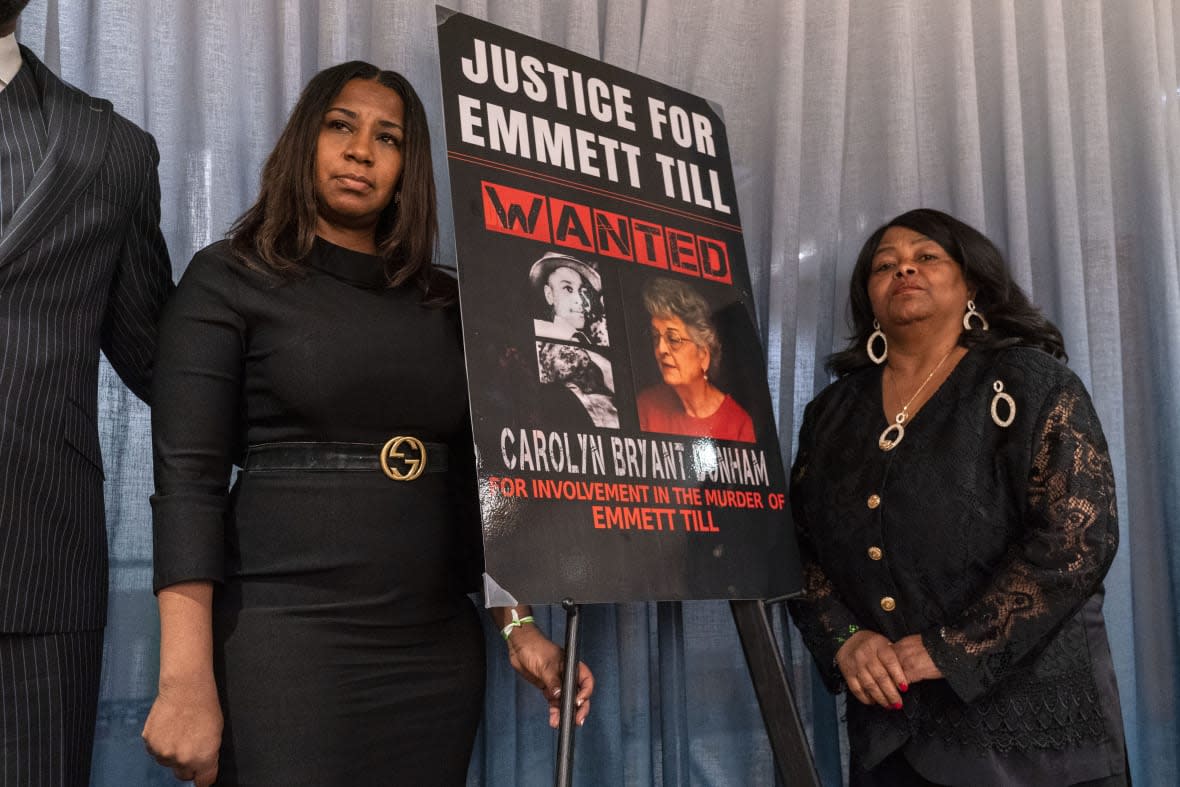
left=877, top=346, right=956, bottom=452
left=878, top=413, right=906, bottom=451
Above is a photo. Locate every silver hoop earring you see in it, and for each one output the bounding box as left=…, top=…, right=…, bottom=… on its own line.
left=867, top=320, right=888, bottom=364
left=963, top=300, right=990, bottom=331
left=990, top=380, right=1015, bottom=427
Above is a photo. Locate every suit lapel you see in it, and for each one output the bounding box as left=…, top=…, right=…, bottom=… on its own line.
left=0, top=46, right=112, bottom=268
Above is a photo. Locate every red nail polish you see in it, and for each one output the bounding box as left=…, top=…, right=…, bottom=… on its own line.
left=891, top=702, right=903, bottom=710
left=899, top=683, right=909, bottom=692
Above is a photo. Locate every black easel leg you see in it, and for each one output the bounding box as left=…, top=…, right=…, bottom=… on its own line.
left=730, top=599, right=822, bottom=787
left=554, top=599, right=581, bottom=787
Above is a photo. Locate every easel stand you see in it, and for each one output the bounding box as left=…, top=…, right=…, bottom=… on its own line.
left=552, top=598, right=821, bottom=787
left=554, top=598, right=581, bottom=787
left=731, top=599, right=822, bottom=787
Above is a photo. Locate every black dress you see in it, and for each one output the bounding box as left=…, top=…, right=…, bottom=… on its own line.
left=151, top=239, right=485, bottom=786
left=788, top=347, right=1126, bottom=786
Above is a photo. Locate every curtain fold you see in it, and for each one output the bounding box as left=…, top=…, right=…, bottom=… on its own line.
left=15, top=1, right=1177, bottom=784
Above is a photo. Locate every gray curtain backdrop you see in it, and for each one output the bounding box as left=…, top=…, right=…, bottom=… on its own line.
left=15, top=0, right=1178, bottom=784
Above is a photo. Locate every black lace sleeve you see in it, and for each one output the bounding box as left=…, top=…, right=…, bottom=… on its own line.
left=922, top=381, right=1119, bottom=702
left=787, top=402, right=863, bottom=693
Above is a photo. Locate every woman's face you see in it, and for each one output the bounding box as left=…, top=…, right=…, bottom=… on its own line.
left=313, top=78, right=406, bottom=245
left=651, top=314, right=709, bottom=388
left=867, top=225, right=971, bottom=335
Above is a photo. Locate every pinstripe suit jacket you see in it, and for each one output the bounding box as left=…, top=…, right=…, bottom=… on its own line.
left=0, top=47, right=173, bottom=634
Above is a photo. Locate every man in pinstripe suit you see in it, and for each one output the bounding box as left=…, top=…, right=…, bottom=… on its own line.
left=0, top=2, right=174, bottom=784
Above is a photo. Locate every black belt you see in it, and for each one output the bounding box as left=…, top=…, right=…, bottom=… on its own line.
left=242, top=439, right=448, bottom=481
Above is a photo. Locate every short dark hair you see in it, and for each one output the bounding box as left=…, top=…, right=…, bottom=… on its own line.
left=0, top=1, right=31, bottom=27
left=828, top=208, right=1065, bottom=376
left=229, top=61, right=447, bottom=302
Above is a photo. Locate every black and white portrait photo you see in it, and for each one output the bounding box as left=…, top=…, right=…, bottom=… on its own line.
left=528, top=251, right=609, bottom=346
left=535, top=341, right=619, bottom=429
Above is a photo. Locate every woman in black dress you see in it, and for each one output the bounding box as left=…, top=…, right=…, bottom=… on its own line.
left=141, top=61, right=592, bottom=787
left=788, top=209, right=1126, bottom=785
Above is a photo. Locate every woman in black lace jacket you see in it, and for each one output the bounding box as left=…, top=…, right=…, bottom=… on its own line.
left=788, top=209, right=1127, bottom=786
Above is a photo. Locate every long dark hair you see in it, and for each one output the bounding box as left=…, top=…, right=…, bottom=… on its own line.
left=229, top=61, right=448, bottom=301
left=827, top=208, right=1065, bottom=376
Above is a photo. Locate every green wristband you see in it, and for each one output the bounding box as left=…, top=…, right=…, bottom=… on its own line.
left=501, top=610, right=536, bottom=641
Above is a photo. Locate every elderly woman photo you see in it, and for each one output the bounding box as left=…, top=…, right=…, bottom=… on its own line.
left=636, top=277, right=754, bottom=443
left=788, top=208, right=1126, bottom=786
left=140, top=61, right=592, bottom=787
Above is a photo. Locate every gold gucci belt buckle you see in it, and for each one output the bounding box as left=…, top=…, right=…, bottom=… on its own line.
left=379, top=436, right=427, bottom=481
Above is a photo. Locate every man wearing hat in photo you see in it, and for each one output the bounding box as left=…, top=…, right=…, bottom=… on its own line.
left=529, top=251, right=609, bottom=346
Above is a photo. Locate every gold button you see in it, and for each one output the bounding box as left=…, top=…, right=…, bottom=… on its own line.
left=880, top=596, right=896, bottom=612
left=867, top=494, right=881, bottom=509
left=867, top=546, right=883, bottom=561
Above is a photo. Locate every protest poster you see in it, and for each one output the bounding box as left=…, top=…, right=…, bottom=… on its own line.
left=436, top=8, right=802, bottom=604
